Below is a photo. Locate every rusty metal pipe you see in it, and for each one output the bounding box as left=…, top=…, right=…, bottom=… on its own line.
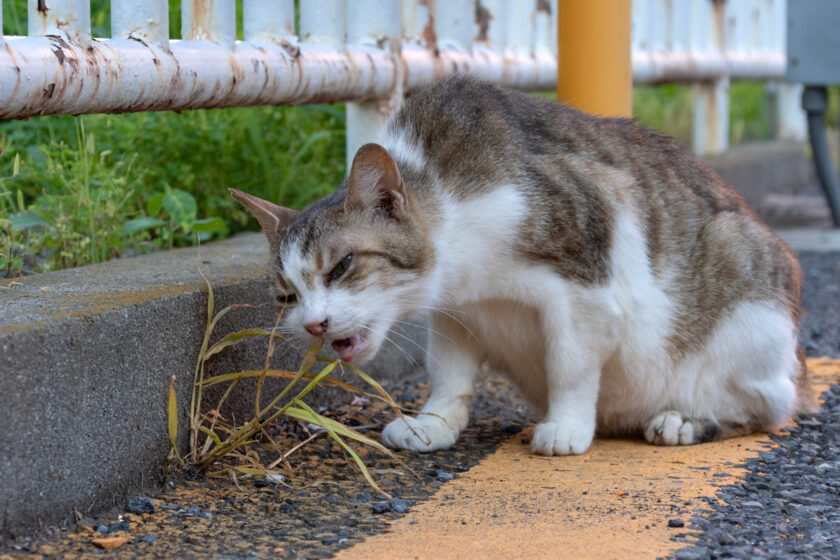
left=0, top=36, right=557, bottom=121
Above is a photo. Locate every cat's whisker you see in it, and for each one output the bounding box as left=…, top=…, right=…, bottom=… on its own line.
left=377, top=304, right=480, bottom=342
left=357, top=324, right=429, bottom=372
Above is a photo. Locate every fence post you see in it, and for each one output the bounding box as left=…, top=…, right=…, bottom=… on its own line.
left=243, top=0, right=296, bottom=44
left=28, top=0, right=91, bottom=47
left=773, top=82, right=806, bottom=141
left=691, top=0, right=729, bottom=154
left=182, top=0, right=236, bottom=49
left=345, top=2, right=403, bottom=171
left=766, top=0, right=806, bottom=141
left=111, top=0, right=170, bottom=49
left=556, top=0, right=632, bottom=117
left=300, top=0, right=345, bottom=46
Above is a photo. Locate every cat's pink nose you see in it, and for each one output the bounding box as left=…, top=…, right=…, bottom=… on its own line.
left=304, top=319, right=329, bottom=337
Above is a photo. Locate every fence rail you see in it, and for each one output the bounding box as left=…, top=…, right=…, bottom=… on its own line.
left=0, top=0, right=805, bottom=158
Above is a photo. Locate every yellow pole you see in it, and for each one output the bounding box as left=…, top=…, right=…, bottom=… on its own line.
left=557, top=0, right=632, bottom=118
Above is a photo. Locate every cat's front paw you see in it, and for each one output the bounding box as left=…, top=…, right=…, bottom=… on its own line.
left=381, top=414, right=459, bottom=452
left=531, top=420, right=594, bottom=456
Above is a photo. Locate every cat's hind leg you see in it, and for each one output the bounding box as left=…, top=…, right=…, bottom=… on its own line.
left=381, top=312, right=479, bottom=452
left=643, top=301, right=799, bottom=447
left=643, top=411, right=755, bottom=445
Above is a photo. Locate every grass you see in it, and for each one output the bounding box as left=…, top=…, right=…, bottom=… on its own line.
left=168, top=272, right=413, bottom=496
left=0, top=105, right=346, bottom=275
left=633, top=81, right=779, bottom=146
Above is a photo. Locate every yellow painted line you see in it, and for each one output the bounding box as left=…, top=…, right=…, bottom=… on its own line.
left=337, top=359, right=840, bottom=560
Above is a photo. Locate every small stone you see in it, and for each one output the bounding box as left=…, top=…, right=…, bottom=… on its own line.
left=500, top=421, right=522, bottom=434
left=94, top=525, right=109, bottom=534
left=433, top=470, right=454, bottom=481
left=91, top=536, right=128, bottom=551
left=397, top=392, right=415, bottom=403
left=667, top=519, right=685, bottom=528
left=815, top=462, right=833, bottom=473
left=673, top=547, right=704, bottom=560
left=390, top=498, right=409, bottom=514
left=126, top=496, right=156, bottom=514
left=741, top=501, right=763, bottom=508
left=371, top=503, right=391, bottom=514
left=180, top=506, right=212, bottom=519
left=717, top=532, right=736, bottom=545
left=107, top=521, right=131, bottom=533
left=158, top=504, right=180, bottom=511
left=139, top=534, right=157, bottom=543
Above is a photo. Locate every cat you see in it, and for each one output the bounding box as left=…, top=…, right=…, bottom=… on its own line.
left=231, top=75, right=818, bottom=456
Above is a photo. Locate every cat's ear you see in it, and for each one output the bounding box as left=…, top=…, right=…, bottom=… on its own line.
left=345, top=143, right=409, bottom=220
left=229, top=189, right=298, bottom=251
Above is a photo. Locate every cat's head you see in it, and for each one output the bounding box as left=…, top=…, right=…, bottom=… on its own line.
left=231, top=143, right=434, bottom=364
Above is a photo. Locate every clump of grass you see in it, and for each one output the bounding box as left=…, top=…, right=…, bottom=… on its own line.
left=168, top=271, right=408, bottom=497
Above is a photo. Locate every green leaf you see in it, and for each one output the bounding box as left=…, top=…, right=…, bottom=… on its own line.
left=292, top=130, right=333, bottom=166
left=9, top=212, right=46, bottom=231
left=123, top=216, right=166, bottom=234
left=198, top=425, right=222, bottom=447
left=146, top=192, right=165, bottom=216
left=192, top=216, right=226, bottom=232
left=162, top=189, right=197, bottom=232
left=292, top=360, right=339, bottom=402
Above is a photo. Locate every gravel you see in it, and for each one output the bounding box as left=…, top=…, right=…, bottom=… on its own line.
left=669, top=250, right=840, bottom=560
left=798, top=252, right=840, bottom=358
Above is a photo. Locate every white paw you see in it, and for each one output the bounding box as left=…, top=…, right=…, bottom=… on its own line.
left=644, top=411, right=697, bottom=446
left=530, top=420, right=594, bottom=456
left=381, top=414, right=459, bottom=452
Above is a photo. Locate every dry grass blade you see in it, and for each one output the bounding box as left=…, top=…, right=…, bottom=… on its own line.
left=203, top=328, right=286, bottom=361
left=201, top=369, right=389, bottom=404
left=168, top=375, right=183, bottom=466
left=292, top=399, right=392, bottom=500
left=283, top=406, right=392, bottom=457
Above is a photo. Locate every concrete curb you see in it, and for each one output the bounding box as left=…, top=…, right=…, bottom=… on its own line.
left=0, top=234, right=426, bottom=537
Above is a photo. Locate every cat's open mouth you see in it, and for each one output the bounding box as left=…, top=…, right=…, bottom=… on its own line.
left=330, top=332, right=367, bottom=363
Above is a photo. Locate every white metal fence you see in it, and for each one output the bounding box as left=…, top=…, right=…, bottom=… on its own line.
left=0, top=0, right=805, bottom=161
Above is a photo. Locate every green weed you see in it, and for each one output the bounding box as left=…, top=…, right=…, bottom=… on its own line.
left=168, top=272, right=409, bottom=497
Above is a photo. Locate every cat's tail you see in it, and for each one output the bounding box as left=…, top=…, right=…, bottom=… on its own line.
left=794, top=345, right=820, bottom=416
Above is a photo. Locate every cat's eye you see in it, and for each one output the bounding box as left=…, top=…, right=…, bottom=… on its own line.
left=327, top=253, right=353, bottom=284
left=277, top=292, right=297, bottom=305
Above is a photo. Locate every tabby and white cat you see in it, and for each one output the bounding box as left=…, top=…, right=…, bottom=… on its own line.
left=232, top=76, right=817, bottom=456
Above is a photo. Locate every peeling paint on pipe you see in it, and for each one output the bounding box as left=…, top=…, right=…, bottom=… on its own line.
left=0, top=37, right=557, bottom=120
left=27, top=0, right=91, bottom=47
